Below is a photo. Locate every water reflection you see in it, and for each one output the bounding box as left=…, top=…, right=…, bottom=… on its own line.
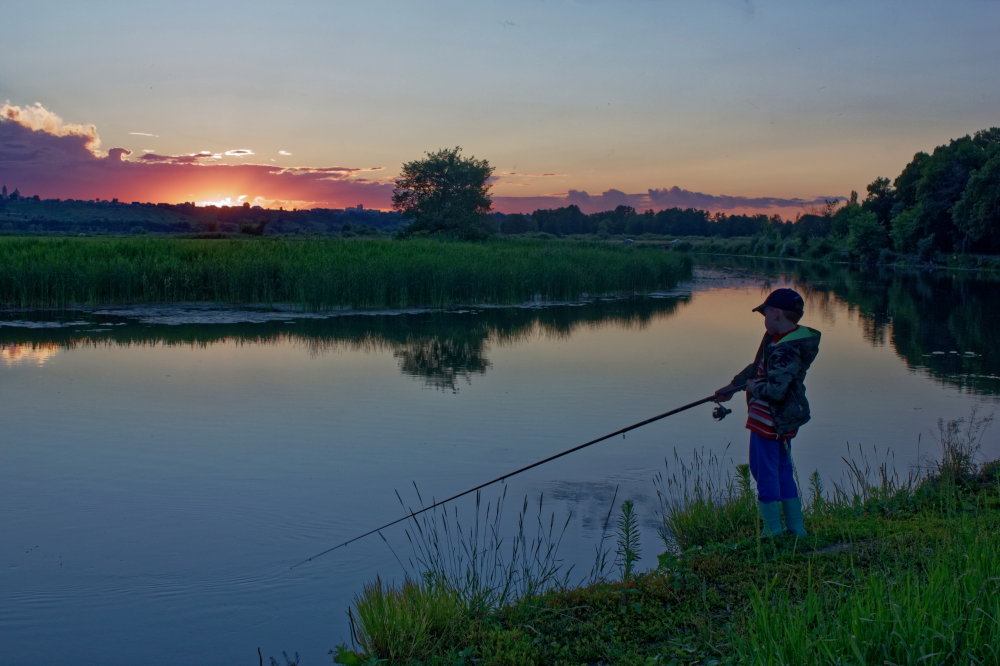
left=3, top=261, right=998, bottom=395
left=699, top=257, right=1000, bottom=396
left=0, top=297, right=689, bottom=391
left=1, top=342, right=61, bottom=366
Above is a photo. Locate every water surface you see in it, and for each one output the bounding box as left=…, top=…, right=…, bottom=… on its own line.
left=2, top=260, right=998, bottom=665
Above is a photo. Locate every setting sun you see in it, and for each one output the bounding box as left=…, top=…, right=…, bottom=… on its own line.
left=196, top=195, right=249, bottom=207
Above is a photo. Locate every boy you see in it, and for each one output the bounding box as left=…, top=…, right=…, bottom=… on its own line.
left=715, top=288, right=821, bottom=537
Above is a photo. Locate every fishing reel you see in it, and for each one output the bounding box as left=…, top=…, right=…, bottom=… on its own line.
left=712, top=402, right=732, bottom=421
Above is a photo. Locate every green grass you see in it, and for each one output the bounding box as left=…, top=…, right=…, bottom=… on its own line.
left=736, top=527, right=1000, bottom=665
left=0, top=236, right=692, bottom=309
left=335, top=411, right=1000, bottom=665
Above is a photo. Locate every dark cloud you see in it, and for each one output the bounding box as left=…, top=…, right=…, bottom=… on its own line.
left=0, top=110, right=394, bottom=209
left=139, top=152, right=213, bottom=165
left=1, top=103, right=843, bottom=216
left=646, top=186, right=838, bottom=211
left=494, top=186, right=842, bottom=216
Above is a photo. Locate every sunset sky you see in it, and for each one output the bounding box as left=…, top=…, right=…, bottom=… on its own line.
left=2, top=0, right=998, bottom=217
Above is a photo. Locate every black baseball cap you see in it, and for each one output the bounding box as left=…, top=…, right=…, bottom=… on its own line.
left=753, top=288, right=804, bottom=315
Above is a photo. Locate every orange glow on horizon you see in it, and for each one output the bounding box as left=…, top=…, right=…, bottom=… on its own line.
left=195, top=195, right=250, bottom=208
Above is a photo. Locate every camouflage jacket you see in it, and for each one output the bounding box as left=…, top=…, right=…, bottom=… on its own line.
left=731, top=326, right=821, bottom=437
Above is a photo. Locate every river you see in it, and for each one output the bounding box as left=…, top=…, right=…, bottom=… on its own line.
left=2, top=258, right=998, bottom=665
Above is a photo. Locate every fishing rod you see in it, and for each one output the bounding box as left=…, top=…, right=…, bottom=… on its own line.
left=291, top=385, right=743, bottom=569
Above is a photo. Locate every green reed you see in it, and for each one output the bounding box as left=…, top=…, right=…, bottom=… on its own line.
left=0, top=237, right=692, bottom=309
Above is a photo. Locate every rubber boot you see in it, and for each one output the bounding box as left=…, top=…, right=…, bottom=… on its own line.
left=781, top=497, right=808, bottom=537
left=758, top=501, right=784, bottom=537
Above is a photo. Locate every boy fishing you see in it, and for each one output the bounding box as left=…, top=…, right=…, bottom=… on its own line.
left=715, top=288, right=821, bottom=537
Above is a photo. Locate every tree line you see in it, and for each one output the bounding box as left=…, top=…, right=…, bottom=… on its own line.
left=4, top=126, right=998, bottom=253
left=391, top=132, right=1000, bottom=260
left=850, top=127, right=1000, bottom=258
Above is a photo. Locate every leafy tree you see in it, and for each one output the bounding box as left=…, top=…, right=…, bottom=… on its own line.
left=887, top=130, right=998, bottom=253
left=953, top=149, right=1000, bottom=252
left=891, top=203, right=924, bottom=253
left=534, top=205, right=587, bottom=236
left=846, top=208, right=887, bottom=264
left=795, top=213, right=832, bottom=239
left=829, top=201, right=859, bottom=238
left=393, top=147, right=495, bottom=240
left=912, top=136, right=985, bottom=250
left=862, top=176, right=896, bottom=228
left=499, top=213, right=536, bottom=235
left=893, top=151, right=929, bottom=214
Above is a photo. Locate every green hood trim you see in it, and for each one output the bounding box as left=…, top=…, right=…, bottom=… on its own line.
left=777, top=326, right=820, bottom=345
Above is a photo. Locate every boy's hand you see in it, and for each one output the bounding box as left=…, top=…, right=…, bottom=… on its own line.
left=714, top=384, right=738, bottom=402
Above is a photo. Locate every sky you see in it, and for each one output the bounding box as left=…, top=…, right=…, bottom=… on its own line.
left=2, top=0, right=998, bottom=218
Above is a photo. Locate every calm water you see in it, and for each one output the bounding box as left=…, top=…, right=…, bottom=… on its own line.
left=3, top=259, right=998, bottom=665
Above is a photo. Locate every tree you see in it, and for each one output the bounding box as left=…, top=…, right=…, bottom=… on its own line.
left=911, top=136, right=985, bottom=251
left=846, top=209, right=888, bottom=264
left=953, top=149, right=1000, bottom=252
left=534, top=205, right=587, bottom=236
left=499, top=213, right=536, bottom=235
left=393, top=147, right=495, bottom=240
left=862, top=176, right=896, bottom=228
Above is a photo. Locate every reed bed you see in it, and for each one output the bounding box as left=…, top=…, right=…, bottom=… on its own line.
left=0, top=237, right=692, bottom=309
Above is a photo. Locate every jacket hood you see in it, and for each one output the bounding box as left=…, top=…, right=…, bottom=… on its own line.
left=776, top=326, right=821, bottom=367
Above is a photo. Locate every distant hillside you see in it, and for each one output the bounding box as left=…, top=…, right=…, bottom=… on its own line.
left=0, top=195, right=405, bottom=236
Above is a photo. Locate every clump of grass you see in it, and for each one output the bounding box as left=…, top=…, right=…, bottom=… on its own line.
left=388, top=485, right=574, bottom=615
left=348, top=577, right=466, bottom=662
left=829, top=442, right=921, bottom=516
left=928, top=407, right=994, bottom=488
left=343, top=486, right=575, bottom=662
left=655, top=446, right=757, bottom=550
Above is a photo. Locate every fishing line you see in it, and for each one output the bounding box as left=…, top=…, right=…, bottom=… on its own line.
left=291, top=386, right=742, bottom=569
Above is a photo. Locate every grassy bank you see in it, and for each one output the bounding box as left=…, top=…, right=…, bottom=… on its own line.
left=335, top=413, right=1000, bottom=665
left=660, top=234, right=1000, bottom=272
left=0, top=237, right=691, bottom=309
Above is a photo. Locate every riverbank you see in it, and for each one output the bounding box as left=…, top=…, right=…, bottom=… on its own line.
left=336, top=413, right=1000, bottom=665
left=661, top=235, right=1000, bottom=273
left=0, top=236, right=691, bottom=309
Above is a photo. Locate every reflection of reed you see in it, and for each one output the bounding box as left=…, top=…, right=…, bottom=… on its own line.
left=0, top=296, right=688, bottom=389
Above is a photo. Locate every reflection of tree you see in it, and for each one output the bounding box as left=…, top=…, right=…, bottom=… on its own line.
left=700, top=256, right=1000, bottom=396
left=394, top=336, right=491, bottom=392
left=0, top=297, right=687, bottom=390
